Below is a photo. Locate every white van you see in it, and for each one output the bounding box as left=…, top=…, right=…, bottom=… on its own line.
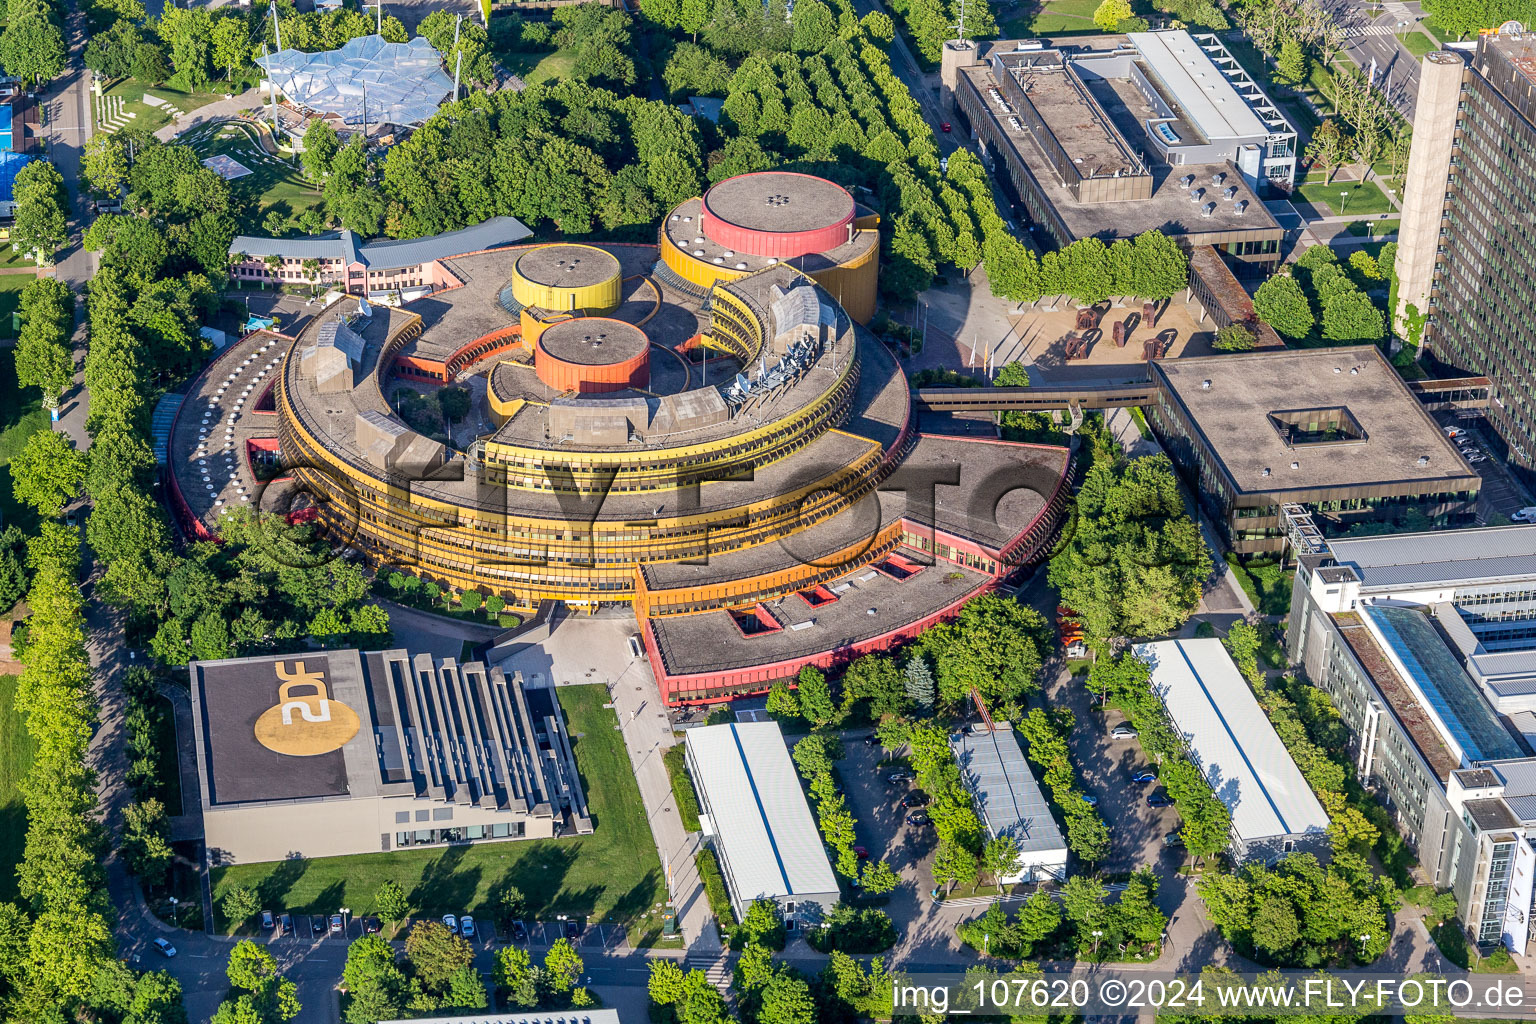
left=1513, top=507, right=1536, bottom=523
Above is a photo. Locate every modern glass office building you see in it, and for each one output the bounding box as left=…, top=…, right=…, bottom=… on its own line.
left=1397, top=27, right=1536, bottom=483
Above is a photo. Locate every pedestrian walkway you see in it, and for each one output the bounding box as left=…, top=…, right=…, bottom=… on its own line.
left=154, top=87, right=264, bottom=142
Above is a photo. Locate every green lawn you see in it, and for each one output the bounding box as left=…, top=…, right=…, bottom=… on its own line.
left=154, top=697, right=185, bottom=816
left=211, top=685, right=667, bottom=942
left=496, top=46, right=576, bottom=86
left=1402, top=29, right=1437, bottom=58
left=1344, top=218, right=1400, bottom=238
left=0, top=674, right=37, bottom=903
left=180, top=120, right=324, bottom=234
left=0, top=348, right=50, bottom=535
left=1002, top=0, right=1107, bottom=37
left=0, top=273, right=33, bottom=339
left=97, top=79, right=229, bottom=137
left=1421, top=15, right=1455, bottom=44
left=1296, top=178, right=1394, bottom=217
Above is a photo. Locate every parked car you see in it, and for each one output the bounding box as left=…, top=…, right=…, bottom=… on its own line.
left=902, top=792, right=928, bottom=808
left=885, top=769, right=914, bottom=783
left=460, top=916, right=476, bottom=940
left=363, top=916, right=381, bottom=935
left=906, top=811, right=930, bottom=826
left=511, top=920, right=528, bottom=943
left=863, top=734, right=880, bottom=746
left=260, top=910, right=275, bottom=931
left=152, top=937, right=177, bottom=958
left=853, top=846, right=868, bottom=860
left=1147, top=792, right=1175, bottom=808
left=1131, top=769, right=1157, bottom=784
left=278, top=913, right=293, bottom=937
left=442, top=915, right=458, bottom=935
left=1514, top=507, right=1536, bottom=523
left=1110, top=723, right=1139, bottom=740
left=1443, top=425, right=1466, bottom=438
left=328, top=915, right=344, bottom=937
left=1164, top=831, right=1186, bottom=847
left=1081, top=793, right=1098, bottom=807
left=310, top=915, right=327, bottom=937
left=940, top=121, right=952, bottom=132
left=564, top=919, right=583, bottom=939
left=1468, top=454, right=1487, bottom=464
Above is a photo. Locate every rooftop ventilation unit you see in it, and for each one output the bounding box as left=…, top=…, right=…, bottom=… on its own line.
left=1417, top=455, right=1430, bottom=465
left=1261, top=467, right=1271, bottom=477
left=1223, top=186, right=1238, bottom=200
left=1235, top=199, right=1249, bottom=215
left=1200, top=379, right=1212, bottom=389
left=1191, top=187, right=1205, bottom=202
left=1212, top=171, right=1226, bottom=186
left=1290, top=461, right=1300, bottom=469
left=1179, top=174, right=1195, bottom=188
left=1201, top=202, right=1216, bottom=217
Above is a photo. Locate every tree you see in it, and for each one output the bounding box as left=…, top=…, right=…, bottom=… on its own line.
left=14, top=283, right=75, bottom=409
left=301, top=119, right=340, bottom=182
left=403, top=920, right=472, bottom=993
left=543, top=937, right=583, bottom=994
left=917, top=593, right=1048, bottom=705
left=83, top=133, right=131, bottom=198
left=222, top=885, right=260, bottom=927
left=1214, top=323, right=1257, bottom=351
left=438, top=386, right=471, bottom=422
left=982, top=835, right=1022, bottom=888
left=210, top=16, right=249, bottom=81
left=1306, top=118, right=1351, bottom=184
left=1321, top=290, right=1386, bottom=343
left=499, top=885, right=526, bottom=924
left=904, top=655, right=935, bottom=713
left=1254, top=273, right=1314, bottom=339
left=123, top=797, right=173, bottom=886
left=766, top=678, right=801, bottom=720
left=1275, top=36, right=1309, bottom=86
left=1093, top=0, right=1132, bottom=30
left=1060, top=875, right=1110, bottom=937
left=0, top=0, right=66, bottom=88
left=842, top=654, right=906, bottom=717
left=226, top=941, right=279, bottom=992
left=12, top=159, right=69, bottom=263
left=10, top=429, right=86, bottom=517
left=759, top=971, right=817, bottom=1024
left=132, top=41, right=171, bottom=84
left=861, top=859, right=900, bottom=895
left=1016, top=887, right=1062, bottom=949
left=342, top=934, right=405, bottom=1024
left=933, top=841, right=978, bottom=894
left=795, top=665, right=836, bottom=727
left=374, top=880, right=409, bottom=923
left=494, top=946, right=538, bottom=1009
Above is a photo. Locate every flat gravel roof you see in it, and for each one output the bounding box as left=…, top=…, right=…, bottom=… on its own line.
left=514, top=244, right=621, bottom=289
left=538, top=318, right=647, bottom=366
left=1152, top=347, right=1479, bottom=496
left=703, top=171, right=854, bottom=235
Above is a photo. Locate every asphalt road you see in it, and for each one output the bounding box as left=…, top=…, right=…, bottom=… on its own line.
left=1322, top=0, right=1428, bottom=120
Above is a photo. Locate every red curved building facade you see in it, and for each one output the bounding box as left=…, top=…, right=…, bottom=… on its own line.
left=534, top=317, right=650, bottom=394
left=699, top=172, right=856, bottom=259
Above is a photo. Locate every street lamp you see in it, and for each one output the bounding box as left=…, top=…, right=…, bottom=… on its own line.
left=1093, top=929, right=1104, bottom=955
left=984, top=932, right=990, bottom=956
left=169, top=896, right=179, bottom=927
left=1340, top=190, right=1350, bottom=216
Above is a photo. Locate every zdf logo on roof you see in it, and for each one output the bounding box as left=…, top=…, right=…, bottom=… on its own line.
left=254, top=660, right=361, bottom=757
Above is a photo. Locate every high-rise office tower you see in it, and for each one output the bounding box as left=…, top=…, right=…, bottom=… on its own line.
left=1397, top=25, right=1536, bottom=482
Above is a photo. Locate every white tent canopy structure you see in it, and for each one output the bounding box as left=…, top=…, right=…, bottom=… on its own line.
left=258, top=35, right=453, bottom=128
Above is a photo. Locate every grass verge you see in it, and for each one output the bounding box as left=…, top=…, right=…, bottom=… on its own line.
left=1402, top=30, right=1437, bottom=57
left=1295, top=178, right=1394, bottom=217
left=0, top=348, right=50, bottom=535
left=1224, top=554, right=1294, bottom=616
left=695, top=846, right=736, bottom=940
left=0, top=674, right=35, bottom=903
left=662, top=743, right=701, bottom=832
left=211, top=685, right=666, bottom=944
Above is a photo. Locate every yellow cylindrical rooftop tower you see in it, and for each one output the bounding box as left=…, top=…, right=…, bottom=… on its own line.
left=509, top=244, right=623, bottom=314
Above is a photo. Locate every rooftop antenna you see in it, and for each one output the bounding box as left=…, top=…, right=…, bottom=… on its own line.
left=953, top=0, right=966, bottom=40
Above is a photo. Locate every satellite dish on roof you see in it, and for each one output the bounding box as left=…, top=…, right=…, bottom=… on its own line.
left=357, top=298, right=373, bottom=318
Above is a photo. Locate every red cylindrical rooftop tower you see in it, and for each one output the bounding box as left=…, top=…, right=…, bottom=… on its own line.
left=699, top=171, right=856, bottom=260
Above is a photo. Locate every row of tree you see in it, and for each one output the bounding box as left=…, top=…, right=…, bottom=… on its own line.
left=1015, top=707, right=1110, bottom=863
left=958, top=868, right=1167, bottom=960
left=1254, top=243, right=1391, bottom=344
left=1085, top=651, right=1234, bottom=857
left=904, top=721, right=1025, bottom=894
left=791, top=733, right=900, bottom=894
left=0, top=524, right=191, bottom=1022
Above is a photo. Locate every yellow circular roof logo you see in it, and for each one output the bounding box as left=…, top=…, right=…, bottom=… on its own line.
left=254, top=661, right=361, bottom=757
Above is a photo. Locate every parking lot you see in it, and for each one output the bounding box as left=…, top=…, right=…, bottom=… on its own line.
left=244, top=911, right=628, bottom=952
left=1438, top=416, right=1535, bottom=522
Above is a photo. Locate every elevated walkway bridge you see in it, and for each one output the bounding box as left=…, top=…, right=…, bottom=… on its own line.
left=914, top=379, right=1157, bottom=413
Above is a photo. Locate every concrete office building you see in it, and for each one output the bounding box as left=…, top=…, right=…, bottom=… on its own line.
left=1287, top=525, right=1536, bottom=949
left=1135, top=639, right=1331, bottom=863
left=1144, top=346, right=1481, bottom=554
left=685, top=722, right=839, bottom=927
left=1396, top=26, right=1536, bottom=483
left=188, top=648, right=591, bottom=865
left=951, top=724, right=1068, bottom=882
left=944, top=31, right=1292, bottom=272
